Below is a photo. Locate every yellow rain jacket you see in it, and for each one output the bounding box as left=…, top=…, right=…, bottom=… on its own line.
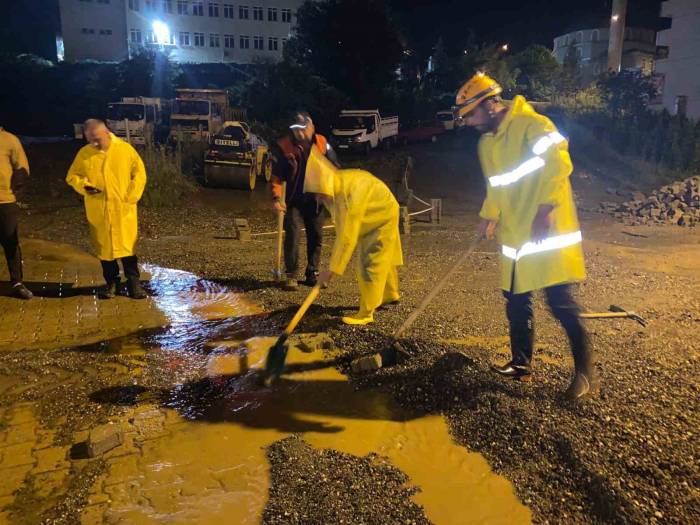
left=478, top=96, right=585, bottom=294
left=304, top=147, right=403, bottom=317
left=66, top=134, right=147, bottom=261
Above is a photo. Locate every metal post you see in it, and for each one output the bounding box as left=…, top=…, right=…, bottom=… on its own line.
left=607, top=0, right=627, bottom=73
left=430, top=198, right=443, bottom=223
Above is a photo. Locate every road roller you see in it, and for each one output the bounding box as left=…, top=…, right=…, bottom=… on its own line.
left=203, top=121, right=272, bottom=190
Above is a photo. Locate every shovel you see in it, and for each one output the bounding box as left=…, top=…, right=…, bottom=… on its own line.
left=272, top=182, right=286, bottom=282
left=388, top=234, right=481, bottom=361
left=263, top=283, right=322, bottom=386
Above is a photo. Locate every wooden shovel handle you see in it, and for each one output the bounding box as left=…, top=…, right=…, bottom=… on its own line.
left=285, top=284, right=322, bottom=335
left=275, top=182, right=286, bottom=275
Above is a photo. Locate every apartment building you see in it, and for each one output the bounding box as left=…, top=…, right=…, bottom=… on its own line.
left=58, top=0, right=303, bottom=63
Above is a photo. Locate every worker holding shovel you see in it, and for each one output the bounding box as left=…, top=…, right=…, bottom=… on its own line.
left=308, top=148, right=403, bottom=325
left=455, top=73, right=596, bottom=401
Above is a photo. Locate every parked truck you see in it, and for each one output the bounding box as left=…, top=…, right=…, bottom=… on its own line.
left=331, top=110, right=399, bottom=154
left=169, top=89, right=246, bottom=142
left=106, top=97, right=167, bottom=145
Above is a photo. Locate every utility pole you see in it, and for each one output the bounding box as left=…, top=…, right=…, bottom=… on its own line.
left=607, top=0, right=628, bottom=72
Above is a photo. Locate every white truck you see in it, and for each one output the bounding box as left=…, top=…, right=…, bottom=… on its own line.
left=106, top=97, right=166, bottom=145
left=169, top=89, right=246, bottom=142
left=331, top=110, right=399, bottom=154
left=436, top=109, right=462, bottom=132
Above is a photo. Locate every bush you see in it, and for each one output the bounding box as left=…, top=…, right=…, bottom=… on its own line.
left=139, top=144, right=198, bottom=208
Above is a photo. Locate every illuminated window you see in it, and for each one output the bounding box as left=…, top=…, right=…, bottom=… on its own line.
left=179, top=31, right=190, bottom=45
left=267, top=7, right=277, bottom=21
left=223, top=4, right=234, bottom=18
left=145, top=30, right=156, bottom=43
left=194, top=32, right=205, bottom=46
left=177, top=0, right=188, bottom=14
left=210, top=33, right=220, bottom=47
left=268, top=37, right=278, bottom=51
left=281, top=8, right=291, bottom=22
left=239, top=5, right=249, bottom=19
left=253, top=6, right=263, bottom=20
left=192, top=1, right=203, bottom=15
left=240, top=35, right=250, bottom=48
left=224, top=34, right=234, bottom=48
left=209, top=2, right=219, bottom=16
left=130, top=29, right=142, bottom=43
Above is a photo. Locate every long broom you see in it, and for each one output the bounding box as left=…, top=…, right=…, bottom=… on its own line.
left=263, top=283, right=322, bottom=386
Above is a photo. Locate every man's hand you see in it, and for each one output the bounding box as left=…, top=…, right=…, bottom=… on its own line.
left=273, top=200, right=286, bottom=213
left=531, top=205, right=554, bottom=243
left=85, top=185, right=101, bottom=195
left=317, top=270, right=337, bottom=289
left=479, top=219, right=497, bottom=240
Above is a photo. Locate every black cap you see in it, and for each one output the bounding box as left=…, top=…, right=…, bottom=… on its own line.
left=289, top=110, right=312, bottom=130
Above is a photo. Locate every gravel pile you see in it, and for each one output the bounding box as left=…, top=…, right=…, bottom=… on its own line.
left=600, top=176, right=700, bottom=226
left=263, top=436, right=430, bottom=525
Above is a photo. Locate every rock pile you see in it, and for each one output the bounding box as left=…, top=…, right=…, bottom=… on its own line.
left=600, top=176, right=700, bottom=226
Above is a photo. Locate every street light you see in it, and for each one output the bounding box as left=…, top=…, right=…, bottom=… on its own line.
left=501, top=43, right=509, bottom=52
left=152, top=20, right=170, bottom=44
left=611, top=14, right=620, bottom=22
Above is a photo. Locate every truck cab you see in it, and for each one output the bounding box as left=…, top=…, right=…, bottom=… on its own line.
left=331, top=110, right=399, bottom=154
left=169, top=88, right=242, bottom=142
left=106, top=97, right=163, bottom=145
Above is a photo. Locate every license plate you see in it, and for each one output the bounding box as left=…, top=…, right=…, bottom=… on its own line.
left=215, top=139, right=239, bottom=146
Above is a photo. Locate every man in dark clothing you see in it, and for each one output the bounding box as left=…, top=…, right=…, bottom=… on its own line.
left=270, top=111, right=340, bottom=290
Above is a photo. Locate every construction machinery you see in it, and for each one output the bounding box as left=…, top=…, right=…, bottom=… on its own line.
left=169, top=89, right=245, bottom=142
left=106, top=97, right=168, bottom=145
left=203, top=121, right=272, bottom=190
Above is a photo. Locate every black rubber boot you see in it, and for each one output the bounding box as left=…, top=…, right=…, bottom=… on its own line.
left=99, top=280, right=119, bottom=300
left=491, top=361, right=532, bottom=381
left=127, top=279, right=147, bottom=300
left=11, top=283, right=33, bottom=300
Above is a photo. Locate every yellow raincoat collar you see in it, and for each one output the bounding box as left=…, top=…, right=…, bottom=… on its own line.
left=303, top=145, right=338, bottom=197
left=490, top=95, right=534, bottom=138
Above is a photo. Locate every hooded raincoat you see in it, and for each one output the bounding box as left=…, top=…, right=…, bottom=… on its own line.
left=66, top=134, right=147, bottom=261
left=478, top=96, right=585, bottom=294
left=304, top=147, right=403, bottom=317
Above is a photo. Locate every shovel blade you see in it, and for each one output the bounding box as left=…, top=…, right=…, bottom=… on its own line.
left=263, top=336, right=289, bottom=386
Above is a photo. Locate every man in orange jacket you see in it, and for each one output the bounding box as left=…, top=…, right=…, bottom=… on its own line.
left=270, top=111, right=340, bottom=290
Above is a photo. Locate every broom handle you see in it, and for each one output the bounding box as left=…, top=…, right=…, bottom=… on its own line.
left=275, top=182, right=286, bottom=275
left=394, top=235, right=480, bottom=339
left=284, top=284, right=322, bottom=335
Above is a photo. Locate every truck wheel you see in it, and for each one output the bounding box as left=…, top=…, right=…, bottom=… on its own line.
left=262, top=155, right=273, bottom=182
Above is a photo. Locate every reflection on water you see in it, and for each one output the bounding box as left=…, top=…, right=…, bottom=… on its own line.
left=78, top=266, right=530, bottom=524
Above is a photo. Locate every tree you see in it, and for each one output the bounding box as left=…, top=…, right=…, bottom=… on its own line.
left=508, top=45, right=563, bottom=100
left=285, top=0, right=403, bottom=107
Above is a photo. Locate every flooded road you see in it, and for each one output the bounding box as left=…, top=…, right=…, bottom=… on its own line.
left=0, top=241, right=529, bottom=524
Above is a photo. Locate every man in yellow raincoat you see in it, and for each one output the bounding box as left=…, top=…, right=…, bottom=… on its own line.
left=306, top=148, right=402, bottom=325
left=455, top=73, right=595, bottom=400
left=67, top=120, right=147, bottom=299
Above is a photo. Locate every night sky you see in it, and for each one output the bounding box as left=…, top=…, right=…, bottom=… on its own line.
left=0, top=0, right=663, bottom=61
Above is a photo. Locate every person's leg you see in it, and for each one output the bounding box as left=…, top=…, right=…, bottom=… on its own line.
left=343, top=232, right=390, bottom=325
left=0, top=204, right=31, bottom=299
left=492, top=289, right=534, bottom=379
left=382, top=265, right=400, bottom=304
left=121, top=255, right=146, bottom=299
left=283, top=203, right=302, bottom=287
left=99, top=259, right=120, bottom=299
left=545, top=284, right=596, bottom=399
left=301, top=197, right=325, bottom=284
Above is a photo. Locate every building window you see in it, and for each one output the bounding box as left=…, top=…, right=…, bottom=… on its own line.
left=179, top=31, right=190, bottom=45
left=282, top=37, right=287, bottom=48
left=223, top=4, right=234, bottom=17
left=675, top=95, right=688, bottom=117
left=192, top=1, right=204, bottom=15
left=194, top=32, right=205, bottom=46
left=99, top=29, right=113, bottom=35
left=281, top=8, right=291, bottom=22
left=81, top=27, right=96, bottom=34
left=177, top=0, right=188, bottom=14
left=163, top=0, right=173, bottom=13
left=97, top=0, right=111, bottom=4
left=267, top=7, right=277, bottom=21
left=130, top=29, right=142, bottom=43
left=576, top=31, right=583, bottom=43
left=591, top=30, right=599, bottom=42
left=239, top=5, right=249, bottom=19
left=210, top=33, right=220, bottom=47
left=253, top=6, right=263, bottom=20
left=128, top=0, right=140, bottom=10
left=224, top=34, right=234, bottom=48
left=146, top=30, right=158, bottom=43
left=209, top=2, right=219, bottom=16
left=145, top=0, right=156, bottom=11
left=240, top=35, right=250, bottom=48
left=253, top=35, right=263, bottom=49
left=268, top=37, right=278, bottom=51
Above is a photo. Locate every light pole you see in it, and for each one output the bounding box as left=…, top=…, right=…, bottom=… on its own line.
left=607, top=0, right=627, bottom=73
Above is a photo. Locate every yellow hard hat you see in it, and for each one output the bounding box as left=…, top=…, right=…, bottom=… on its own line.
left=454, top=73, right=502, bottom=118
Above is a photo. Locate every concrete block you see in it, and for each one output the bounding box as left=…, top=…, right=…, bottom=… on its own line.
left=87, top=424, right=123, bottom=458
left=350, top=354, right=382, bottom=374
left=234, top=218, right=251, bottom=241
